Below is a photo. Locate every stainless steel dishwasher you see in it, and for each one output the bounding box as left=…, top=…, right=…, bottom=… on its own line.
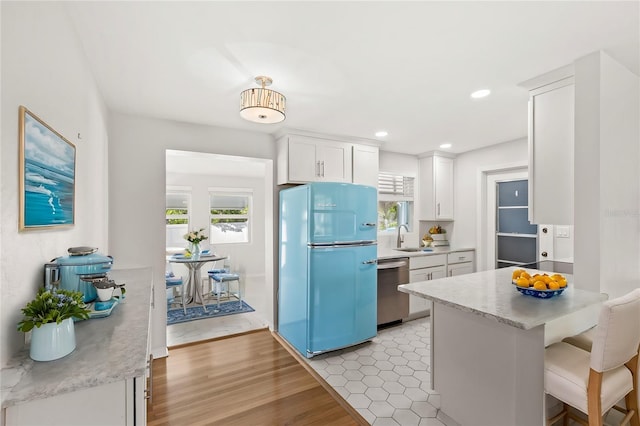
left=377, top=257, right=410, bottom=327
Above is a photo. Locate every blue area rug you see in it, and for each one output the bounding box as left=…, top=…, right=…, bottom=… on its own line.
left=167, top=300, right=255, bottom=325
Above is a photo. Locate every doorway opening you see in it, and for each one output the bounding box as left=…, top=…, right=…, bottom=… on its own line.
left=165, top=150, right=273, bottom=346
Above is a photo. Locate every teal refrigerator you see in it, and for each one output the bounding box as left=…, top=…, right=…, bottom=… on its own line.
left=278, top=182, right=378, bottom=358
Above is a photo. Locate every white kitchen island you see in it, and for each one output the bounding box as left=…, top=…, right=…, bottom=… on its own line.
left=398, top=267, right=606, bottom=426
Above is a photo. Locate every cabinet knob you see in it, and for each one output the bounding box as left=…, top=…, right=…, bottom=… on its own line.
left=542, top=227, right=548, bottom=234
left=541, top=251, right=548, bottom=257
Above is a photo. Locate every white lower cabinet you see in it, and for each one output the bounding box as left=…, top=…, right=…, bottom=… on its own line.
left=447, top=251, right=475, bottom=277
left=5, top=380, right=129, bottom=425
left=408, top=255, right=446, bottom=317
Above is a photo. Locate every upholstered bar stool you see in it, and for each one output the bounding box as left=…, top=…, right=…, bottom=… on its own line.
left=545, top=288, right=640, bottom=426
left=208, top=271, right=242, bottom=309
left=166, top=273, right=186, bottom=314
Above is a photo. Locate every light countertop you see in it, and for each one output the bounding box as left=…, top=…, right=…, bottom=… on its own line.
left=377, top=246, right=475, bottom=260
left=398, top=266, right=606, bottom=330
left=1, top=268, right=152, bottom=408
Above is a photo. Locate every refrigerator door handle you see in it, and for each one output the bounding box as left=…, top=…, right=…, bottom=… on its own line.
left=362, top=259, right=378, bottom=265
left=309, top=241, right=377, bottom=248
left=362, top=223, right=376, bottom=227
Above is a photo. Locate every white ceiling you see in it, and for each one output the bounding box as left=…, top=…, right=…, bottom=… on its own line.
left=66, top=1, right=639, bottom=156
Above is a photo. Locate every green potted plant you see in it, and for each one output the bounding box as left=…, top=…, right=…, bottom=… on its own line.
left=18, top=288, right=91, bottom=361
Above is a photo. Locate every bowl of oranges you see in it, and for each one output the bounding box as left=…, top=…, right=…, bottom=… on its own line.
left=511, top=269, right=568, bottom=298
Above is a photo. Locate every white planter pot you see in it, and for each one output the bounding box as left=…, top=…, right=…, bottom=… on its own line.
left=29, top=318, right=76, bottom=361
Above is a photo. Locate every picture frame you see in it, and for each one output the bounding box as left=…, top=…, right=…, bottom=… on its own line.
left=19, top=106, right=76, bottom=230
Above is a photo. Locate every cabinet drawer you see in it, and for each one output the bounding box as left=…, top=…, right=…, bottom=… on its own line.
left=447, top=251, right=474, bottom=264
left=410, top=254, right=446, bottom=270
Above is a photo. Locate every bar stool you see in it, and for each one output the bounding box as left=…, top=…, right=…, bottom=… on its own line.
left=545, top=288, right=640, bottom=426
left=166, top=273, right=186, bottom=314
left=208, top=270, right=242, bottom=309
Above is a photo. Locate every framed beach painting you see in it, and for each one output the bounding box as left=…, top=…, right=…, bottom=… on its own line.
left=19, top=106, right=76, bottom=230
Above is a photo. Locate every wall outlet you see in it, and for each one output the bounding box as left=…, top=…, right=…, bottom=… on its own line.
left=556, top=226, right=570, bottom=238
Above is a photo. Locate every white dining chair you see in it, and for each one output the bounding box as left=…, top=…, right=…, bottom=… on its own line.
left=545, top=288, right=640, bottom=426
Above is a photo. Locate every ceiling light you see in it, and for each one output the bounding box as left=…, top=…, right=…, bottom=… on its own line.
left=440, top=143, right=452, bottom=149
left=375, top=131, right=388, bottom=137
left=240, top=76, right=286, bottom=124
left=470, top=89, right=491, bottom=99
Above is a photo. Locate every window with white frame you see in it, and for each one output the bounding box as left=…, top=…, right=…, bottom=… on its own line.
left=377, top=173, right=414, bottom=232
left=209, top=191, right=251, bottom=244
left=166, top=190, right=191, bottom=248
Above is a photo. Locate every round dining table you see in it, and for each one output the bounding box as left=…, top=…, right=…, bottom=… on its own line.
left=168, top=254, right=227, bottom=311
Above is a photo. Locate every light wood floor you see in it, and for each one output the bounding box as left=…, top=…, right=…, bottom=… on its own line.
left=147, top=330, right=365, bottom=426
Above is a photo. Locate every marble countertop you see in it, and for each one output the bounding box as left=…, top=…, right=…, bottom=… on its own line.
left=1, top=268, right=152, bottom=408
left=377, top=246, right=475, bottom=260
left=398, top=267, right=607, bottom=330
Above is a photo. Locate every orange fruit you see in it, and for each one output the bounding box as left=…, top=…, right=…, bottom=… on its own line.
left=516, top=277, right=530, bottom=288
left=533, top=281, right=547, bottom=291
left=520, top=272, right=531, bottom=280
left=548, top=281, right=560, bottom=290
left=542, top=276, right=553, bottom=284
left=512, top=269, right=524, bottom=280
left=557, top=279, right=567, bottom=288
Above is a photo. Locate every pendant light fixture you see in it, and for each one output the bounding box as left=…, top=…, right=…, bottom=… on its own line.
left=240, top=76, right=286, bottom=124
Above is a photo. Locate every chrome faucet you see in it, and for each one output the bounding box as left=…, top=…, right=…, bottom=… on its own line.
left=396, top=224, right=409, bottom=248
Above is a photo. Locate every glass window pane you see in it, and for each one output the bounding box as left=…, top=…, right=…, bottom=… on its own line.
left=497, top=236, right=537, bottom=264
left=377, top=201, right=412, bottom=232
left=209, top=192, right=251, bottom=244
left=497, top=209, right=538, bottom=234
left=498, top=180, right=528, bottom=207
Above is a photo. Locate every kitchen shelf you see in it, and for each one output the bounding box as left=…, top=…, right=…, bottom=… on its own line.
left=496, top=233, right=537, bottom=238
left=496, top=259, right=530, bottom=266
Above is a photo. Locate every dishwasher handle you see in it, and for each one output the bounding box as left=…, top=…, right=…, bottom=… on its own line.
left=377, top=259, right=409, bottom=270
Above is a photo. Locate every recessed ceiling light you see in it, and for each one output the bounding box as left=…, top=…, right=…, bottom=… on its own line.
left=470, top=89, right=491, bottom=99
left=440, top=143, right=452, bottom=149
left=375, top=131, right=388, bottom=137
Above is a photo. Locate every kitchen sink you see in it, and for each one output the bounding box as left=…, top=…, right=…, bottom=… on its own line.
left=394, top=247, right=433, bottom=252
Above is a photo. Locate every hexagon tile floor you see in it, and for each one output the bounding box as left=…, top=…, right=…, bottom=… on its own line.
left=306, top=317, right=446, bottom=426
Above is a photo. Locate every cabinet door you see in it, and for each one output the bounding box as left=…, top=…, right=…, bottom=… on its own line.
left=5, top=381, right=127, bottom=425
left=449, top=263, right=473, bottom=277
left=352, top=145, right=379, bottom=188
left=430, top=267, right=446, bottom=280
left=288, top=137, right=320, bottom=183
left=318, top=141, right=352, bottom=182
left=435, top=157, right=454, bottom=219
left=419, top=155, right=454, bottom=220
left=529, top=79, right=574, bottom=225
left=409, top=269, right=430, bottom=315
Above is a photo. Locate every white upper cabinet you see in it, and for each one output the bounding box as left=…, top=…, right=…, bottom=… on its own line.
left=419, top=154, right=454, bottom=220
left=352, top=144, right=379, bottom=188
left=277, top=135, right=352, bottom=184
left=523, top=69, right=574, bottom=225
left=277, top=134, right=379, bottom=186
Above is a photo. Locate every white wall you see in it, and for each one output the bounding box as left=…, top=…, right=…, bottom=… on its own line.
left=0, top=3, right=109, bottom=367
left=452, top=138, right=528, bottom=260
left=378, top=151, right=420, bottom=248
left=574, top=51, right=640, bottom=298
left=108, top=112, right=275, bottom=358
